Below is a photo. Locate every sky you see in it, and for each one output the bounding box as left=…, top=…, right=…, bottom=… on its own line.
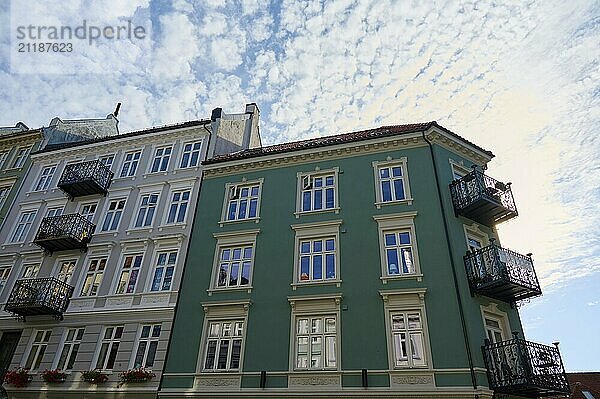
left=0, top=0, right=598, bottom=371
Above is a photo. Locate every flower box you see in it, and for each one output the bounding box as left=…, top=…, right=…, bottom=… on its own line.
left=41, top=369, right=67, bottom=384
left=81, top=370, right=108, bottom=384
left=119, top=368, right=155, bottom=385
left=4, top=368, right=32, bottom=388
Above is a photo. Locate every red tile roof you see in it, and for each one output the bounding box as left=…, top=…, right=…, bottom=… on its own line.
left=204, top=121, right=493, bottom=164
left=564, top=373, right=600, bottom=399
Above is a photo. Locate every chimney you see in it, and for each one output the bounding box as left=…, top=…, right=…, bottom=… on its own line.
left=113, top=102, right=122, bottom=118
left=243, top=103, right=261, bottom=149
left=209, top=103, right=263, bottom=157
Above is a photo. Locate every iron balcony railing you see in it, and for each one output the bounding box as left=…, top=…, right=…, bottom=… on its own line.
left=483, top=338, right=569, bottom=397
left=464, top=242, right=542, bottom=302
left=4, top=277, right=74, bottom=318
left=57, top=159, right=113, bottom=198
left=449, top=169, right=517, bottom=226
left=34, top=213, right=95, bottom=253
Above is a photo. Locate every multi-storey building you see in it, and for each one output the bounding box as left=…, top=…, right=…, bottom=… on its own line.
left=0, top=123, right=43, bottom=231
left=0, top=104, right=261, bottom=399
left=159, top=122, right=569, bottom=398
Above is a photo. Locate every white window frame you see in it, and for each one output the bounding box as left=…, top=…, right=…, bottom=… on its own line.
left=131, top=324, right=162, bottom=369
left=10, top=209, right=37, bottom=243
left=21, top=263, right=40, bottom=279
left=380, top=289, right=432, bottom=371
left=197, top=301, right=250, bottom=374
left=78, top=257, right=107, bottom=297
left=93, top=325, right=124, bottom=371
left=54, top=258, right=76, bottom=284
left=480, top=303, right=511, bottom=344
left=372, top=158, right=413, bottom=208
left=0, top=264, right=12, bottom=294
left=149, top=145, right=173, bottom=173
left=209, top=230, right=259, bottom=293
left=220, top=179, right=264, bottom=224
left=463, top=224, right=490, bottom=252
left=149, top=250, right=178, bottom=292
left=0, top=183, right=13, bottom=209
left=119, top=150, right=142, bottom=178
left=296, top=168, right=340, bottom=216
left=46, top=206, right=64, bottom=218
left=53, top=327, right=85, bottom=370
left=99, top=154, right=115, bottom=171
left=0, top=151, right=8, bottom=169
left=33, top=164, right=57, bottom=192
left=133, top=192, right=160, bottom=228
left=11, top=146, right=31, bottom=169
left=78, top=202, right=98, bottom=223
left=179, top=140, right=203, bottom=169
left=22, top=329, right=52, bottom=370
left=165, top=188, right=191, bottom=225
left=114, top=253, right=143, bottom=294
left=291, top=220, right=342, bottom=288
left=288, top=295, right=342, bottom=375
left=450, top=159, right=472, bottom=181
left=100, top=198, right=126, bottom=232
left=374, top=212, right=422, bottom=283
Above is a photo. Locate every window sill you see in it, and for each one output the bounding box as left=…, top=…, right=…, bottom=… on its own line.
left=381, top=273, right=423, bottom=284
left=219, top=217, right=260, bottom=227
left=174, top=166, right=200, bottom=173
left=112, top=175, right=136, bottom=182
left=126, top=227, right=153, bottom=235
left=143, top=171, right=169, bottom=179
left=375, top=198, right=413, bottom=208
left=25, top=189, right=49, bottom=197
left=158, top=223, right=187, bottom=231
left=207, top=286, right=253, bottom=296
left=294, top=207, right=340, bottom=218
left=93, top=231, right=119, bottom=238
left=2, top=167, right=23, bottom=173
left=291, top=279, right=341, bottom=290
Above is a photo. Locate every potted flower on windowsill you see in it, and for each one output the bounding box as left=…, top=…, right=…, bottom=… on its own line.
left=119, top=368, right=155, bottom=386
left=41, top=369, right=67, bottom=384
left=81, top=370, right=108, bottom=384
left=4, top=368, right=33, bottom=388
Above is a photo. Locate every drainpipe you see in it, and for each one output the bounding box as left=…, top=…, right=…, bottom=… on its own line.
left=156, top=123, right=213, bottom=399
left=422, top=129, right=477, bottom=390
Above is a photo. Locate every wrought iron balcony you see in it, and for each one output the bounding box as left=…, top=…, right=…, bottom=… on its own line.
left=449, top=170, right=517, bottom=226
left=464, top=242, right=542, bottom=302
left=57, top=160, right=113, bottom=198
left=4, top=277, right=74, bottom=318
left=33, top=213, right=95, bottom=253
left=483, top=338, right=569, bottom=397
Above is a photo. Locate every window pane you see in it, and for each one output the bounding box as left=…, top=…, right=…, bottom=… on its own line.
left=401, top=248, right=413, bottom=273
left=146, top=341, right=158, bottom=367
left=410, top=333, right=425, bottom=366
left=325, top=336, right=336, bottom=367
left=217, top=341, right=229, bottom=369
left=230, top=339, right=241, bottom=369
left=325, top=254, right=335, bottom=279
left=399, top=232, right=411, bottom=245
left=205, top=341, right=217, bottom=369
left=134, top=341, right=147, bottom=368
left=325, top=188, right=334, bottom=208
left=385, top=233, right=396, bottom=246
left=314, top=189, right=322, bottom=210
left=387, top=249, right=400, bottom=275
left=313, top=255, right=322, bottom=280
left=392, top=166, right=402, bottom=177
left=297, top=319, right=309, bottom=334
left=393, top=179, right=405, bottom=200
left=382, top=180, right=392, bottom=201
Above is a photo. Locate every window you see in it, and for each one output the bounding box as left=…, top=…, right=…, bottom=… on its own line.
left=381, top=289, right=430, bottom=370
left=180, top=141, right=202, bottom=168
left=34, top=165, right=56, bottom=191
left=116, top=254, right=143, bottom=294
left=0, top=184, right=12, bottom=209
left=298, top=238, right=337, bottom=283
left=46, top=206, right=64, bottom=218
left=298, top=170, right=338, bottom=213
left=150, top=251, right=177, bottom=291
left=24, top=330, right=51, bottom=370
left=374, top=212, right=421, bottom=281
left=166, top=190, right=190, bottom=224
left=215, top=246, right=253, bottom=288
left=21, top=263, right=40, bottom=278
left=149, top=146, right=172, bottom=173
left=101, top=199, right=126, bottom=231
left=134, top=193, right=159, bottom=227
left=223, top=181, right=262, bottom=222
left=383, top=231, right=415, bottom=275
left=133, top=324, right=161, bottom=369
left=0, top=151, right=8, bottom=169
left=203, top=320, right=244, bottom=371
left=99, top=154, right=115, bottom=170
left=56, top=260, right=76, bottom=284
left=120, top=151, right=141, bottom=177
left=295, top=316, right=337, bottom=370
left=292, top=220, right=341, bottom=286
left=12, top=146, right=31, bottom=169
left=80, top=258, right=106, bottom=296
left=10, top=210, right=37, bottom=243
left=79, top=202, right=97, bottom=222
left=95, top=326, right=123, bottom=370
left=0, top=265, right=11, bottom=293
left=373, top=159, right=412, bottom=205
left=390, top=312, right=426, bottom=367
left=485, top=316, right=505, bottom=344
left=55, top=328, right=84, bottom=370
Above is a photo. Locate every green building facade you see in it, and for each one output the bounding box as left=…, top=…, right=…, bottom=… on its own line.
left=160, top=122, right=568, bottom=398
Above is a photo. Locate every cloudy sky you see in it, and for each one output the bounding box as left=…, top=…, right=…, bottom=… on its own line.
left=1, top=0, right=598, bottom=370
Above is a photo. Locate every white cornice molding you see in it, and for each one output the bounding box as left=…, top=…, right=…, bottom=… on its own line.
left=204, top=130, right=492, bottom=178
